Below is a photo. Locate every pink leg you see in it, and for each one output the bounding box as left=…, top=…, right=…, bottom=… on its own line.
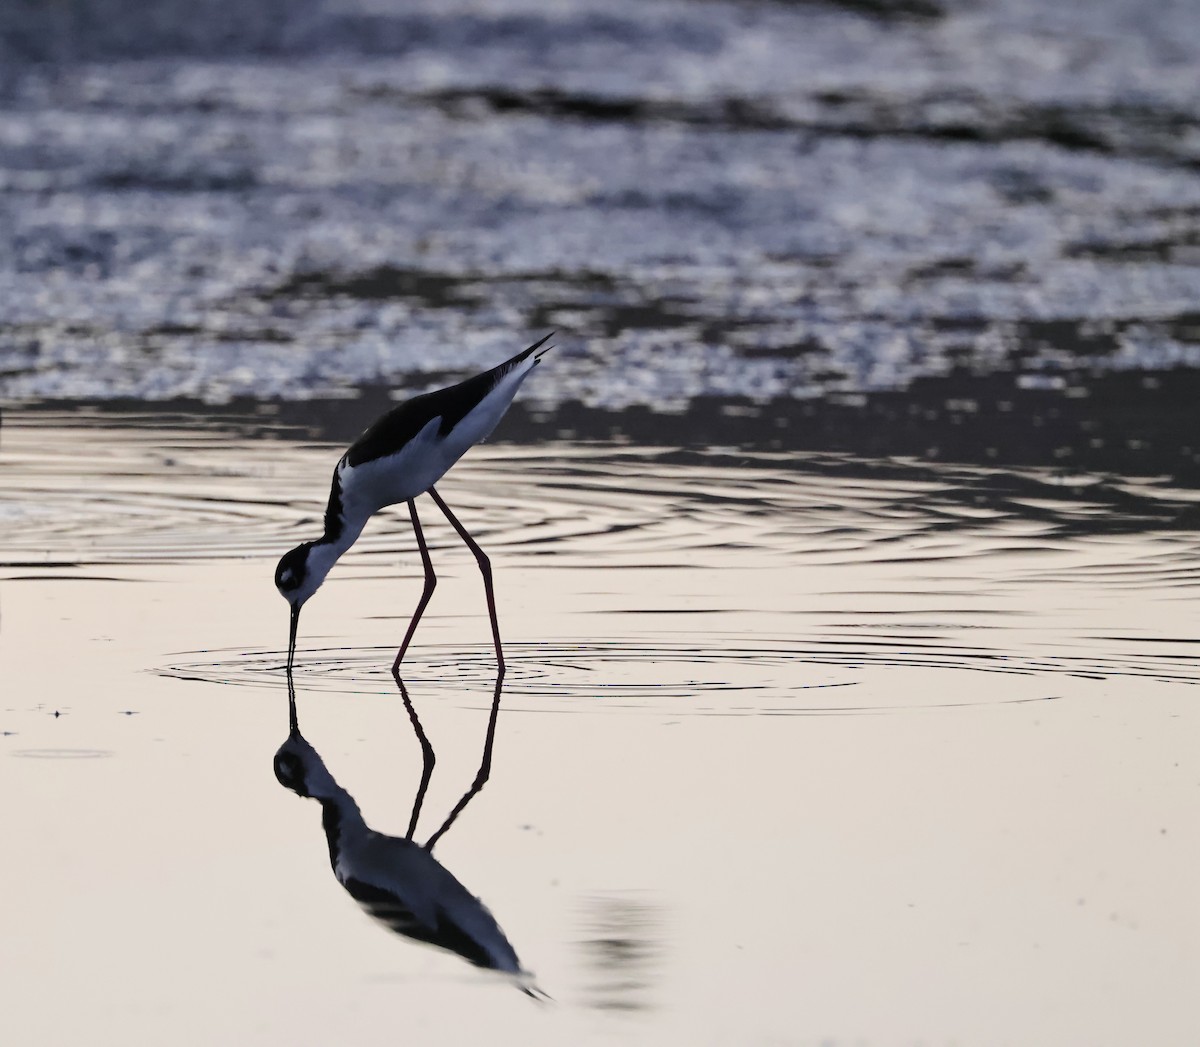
left=427, top=485, right=505, bottom=675
left=392, top=498, right=437, bottom=676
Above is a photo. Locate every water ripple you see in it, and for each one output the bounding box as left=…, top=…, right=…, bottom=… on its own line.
left=8, top=417, right=1200, bottom=588
left=156, top=631, right=1199, bottom=715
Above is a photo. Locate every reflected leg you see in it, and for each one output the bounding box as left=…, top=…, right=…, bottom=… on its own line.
left=392, top=672, right=436, bottom=841
left=424, top=670, right=503, bottom=851
left=392, top=498, right=437, bottom=675
left=427, top=485, right=505, bottom=675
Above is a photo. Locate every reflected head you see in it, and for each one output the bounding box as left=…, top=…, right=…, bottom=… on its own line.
left=273, top=742, right=309, bottom=796
left=273, top=732, right=338, bottom=801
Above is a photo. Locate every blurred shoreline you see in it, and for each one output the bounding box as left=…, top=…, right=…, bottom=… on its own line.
left=4, top=0, right=1200, bottom=485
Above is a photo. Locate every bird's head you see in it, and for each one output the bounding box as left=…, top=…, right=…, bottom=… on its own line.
left=276, top=539, right=343, bottom=608
left=277, top=541, right=341, bottom=670
left=275, top=542, right=318, bottom=608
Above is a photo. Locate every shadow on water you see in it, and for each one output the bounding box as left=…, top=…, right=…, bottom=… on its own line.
left=275, top=666, right=545, bottom=998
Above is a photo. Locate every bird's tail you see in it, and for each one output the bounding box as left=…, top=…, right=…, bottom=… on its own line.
left=485, top=333, right=555, bottom=390
left=509, top=331, right=555, bottom=368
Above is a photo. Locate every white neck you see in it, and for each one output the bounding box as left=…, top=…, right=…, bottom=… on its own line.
left=305, top=515, right=367, bottom=596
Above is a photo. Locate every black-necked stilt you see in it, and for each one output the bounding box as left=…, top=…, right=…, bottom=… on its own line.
left=275, top=334, right=553, bottom=674
left=275, top=672, right=543, bottom=996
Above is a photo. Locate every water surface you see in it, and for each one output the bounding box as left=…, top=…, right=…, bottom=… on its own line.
left=2, top=413, right=1196, bottom=1045
left=2, top=0, right=1199, bottom=1039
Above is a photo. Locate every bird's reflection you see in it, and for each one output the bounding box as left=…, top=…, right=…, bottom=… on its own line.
left=276, top=668, right=543, bottom=997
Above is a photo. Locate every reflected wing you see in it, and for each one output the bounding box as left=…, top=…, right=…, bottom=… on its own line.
left=337, top=834, right=524, bottom=975
left=342, top=875, right=502, bottom=970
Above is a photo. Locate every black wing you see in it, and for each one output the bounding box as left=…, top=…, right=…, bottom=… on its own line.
left=344, top=335, right=553, bottom=468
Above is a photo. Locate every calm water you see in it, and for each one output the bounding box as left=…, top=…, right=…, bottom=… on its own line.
left=2, top=413, right=1197, bottom=1045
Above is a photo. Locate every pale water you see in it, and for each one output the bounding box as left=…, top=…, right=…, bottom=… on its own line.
left=2, top=413, right=1196, bottom=1045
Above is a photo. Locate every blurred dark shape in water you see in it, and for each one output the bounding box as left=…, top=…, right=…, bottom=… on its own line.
left=576, top=893, right=665, bottom=1012
left=0, top=0, right=943, bottom=67
left=0, top=0, right=311, bottom=64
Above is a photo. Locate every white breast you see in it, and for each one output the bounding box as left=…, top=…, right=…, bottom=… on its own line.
left=338, top=416, right=446, bottom=519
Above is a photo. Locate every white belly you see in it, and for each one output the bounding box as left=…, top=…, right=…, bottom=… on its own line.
left=338, top=416, right=458, bottom=518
